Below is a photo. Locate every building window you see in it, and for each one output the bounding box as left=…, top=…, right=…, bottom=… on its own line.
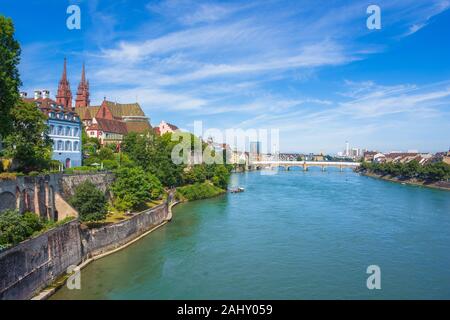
left=65, top=127, right=71, bottom=136
left=74, top=141, right=79, bottom=151
left=65, top=141, right=72, bottom=151
left=57, top=140, right=63, bottom=151
left=58, top=126, right=63, bottom=135
left=49, top=125, right=54, bottom=134
left=74, top=128, right=79, bottom=137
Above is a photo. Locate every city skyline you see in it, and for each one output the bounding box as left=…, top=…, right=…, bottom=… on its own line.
left=2, top=0, right=450, bottom=153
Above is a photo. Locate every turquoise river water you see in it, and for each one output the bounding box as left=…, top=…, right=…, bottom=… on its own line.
left=52, top=169, right=450, bottom=299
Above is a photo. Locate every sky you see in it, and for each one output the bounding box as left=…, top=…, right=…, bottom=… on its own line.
left=1, top=0, right=450, bottom=153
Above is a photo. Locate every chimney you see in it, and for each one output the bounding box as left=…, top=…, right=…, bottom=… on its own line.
left=34, top=90, right=42, bottom=100
left=42, top=89, right=50, bottom=99
left=20, top=92, right=28, bottom=98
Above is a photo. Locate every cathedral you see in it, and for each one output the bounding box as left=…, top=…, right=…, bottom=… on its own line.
left=52, top=58, right=152, bottom=146
left=20, top=58, right=153, bottom=167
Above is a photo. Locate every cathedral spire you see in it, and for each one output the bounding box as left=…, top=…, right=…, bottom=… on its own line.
left=81, top=62, right=85, bottom=83
left=56, top=57, right=72, bottom=109
left=75, top=62, right=90, bottom=108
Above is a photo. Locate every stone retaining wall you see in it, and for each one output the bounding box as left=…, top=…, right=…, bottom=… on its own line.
left=0, top=201, right=170, bottom=300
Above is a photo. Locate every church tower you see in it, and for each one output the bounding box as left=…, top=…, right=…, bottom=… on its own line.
left=56, top=58, right=72, bottom=109
left=75, top=62, right=90, bottom=108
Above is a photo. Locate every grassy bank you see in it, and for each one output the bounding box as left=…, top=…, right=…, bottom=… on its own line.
left=176, top=181, right=226, bottom=201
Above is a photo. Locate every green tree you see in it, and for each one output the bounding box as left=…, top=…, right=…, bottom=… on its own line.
left=0, top=16, right=21, bottom=139
left=122, top=132, right=184, bottom=187
left=0, top=210, right=44, bottom=248
left=182, top=165, right=207, bottom=185
left=98, top=147, right=114, bottom=161
left=211, top=164, right=231, bottom=189
left=69, top=181, right=108, bottom=222
left=111, top=167, right=163, bottom=211
left=3, top=101, right=52, bottom=172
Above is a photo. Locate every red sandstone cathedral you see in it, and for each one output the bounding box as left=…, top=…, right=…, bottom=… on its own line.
left=49, top=59, right=152, bottom=144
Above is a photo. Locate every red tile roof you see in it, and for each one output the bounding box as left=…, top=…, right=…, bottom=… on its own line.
left=167, top=122, right=179, bottom=130
left=92, top=118, right=128, bottom=135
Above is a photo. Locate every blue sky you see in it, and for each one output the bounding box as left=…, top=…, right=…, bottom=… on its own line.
left=1, top=0, right=450, bottom=153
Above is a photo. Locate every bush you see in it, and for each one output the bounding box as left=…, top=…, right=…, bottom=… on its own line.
left=69, top=181, right=108, bottom=222
left=0, top=210, right=45, bottom=248
left=102, top=159, right=119, bottom=170
left=176, top=182, right=225, bottom=201
left=111, top=167, right=163, bottom=211
left=0, top=172, right=17, bottom=180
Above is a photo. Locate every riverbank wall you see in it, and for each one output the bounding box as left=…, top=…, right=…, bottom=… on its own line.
left=0, top=201, right=171, bottom=300
left=360, top=171, right=450, bottom=191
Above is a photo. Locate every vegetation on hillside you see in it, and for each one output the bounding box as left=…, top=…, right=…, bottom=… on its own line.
left=0, top=210, right=74, bottom=250
left=360, top=160, right=450, bottom=181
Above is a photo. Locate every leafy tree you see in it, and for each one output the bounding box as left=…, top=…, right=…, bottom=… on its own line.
left=98, top=147, right=114, bottom=161
left=0, top=16, right=21, bottom=139
left=211, top=164, right=231, bottom=189
left=182, top=165, right=207, bottom=185
left=3, top=101, right=52, bottom=172
left=111, top=167, right=163, bottom=211
left=69, top=181, right=108, bottom=222
left=0, top=210, right=44, bottom=248
left=122, top=132, right=184, bottom=187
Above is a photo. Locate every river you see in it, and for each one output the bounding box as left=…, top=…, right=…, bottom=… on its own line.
left=52, top=169, right=450, bottom=299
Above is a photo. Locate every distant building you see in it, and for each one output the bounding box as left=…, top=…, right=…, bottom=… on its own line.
left=84, top=99, right=129, bottom=145
left=157, top=121, right=179, bottom=135
left=428, top=150, right=450, bottom=165
left=77, top=99, right=152, bottom=145
left=19, top=59, right=83, bottom=168
left=22, top=89, right=82, bottom=168
left=363, top=151, right=378, bottom=162
left=385, top=152, right=419, bottom=163
left=249, top=141, right=261, bottom=162
left=373, top=153, right=386, bottom=163
left=313, top=154, right=324, bottom=161
left=231, top=150, right=249, bottom=166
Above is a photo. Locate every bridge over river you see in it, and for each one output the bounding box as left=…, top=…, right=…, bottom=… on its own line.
left=252, top=161, right=360, bottom=171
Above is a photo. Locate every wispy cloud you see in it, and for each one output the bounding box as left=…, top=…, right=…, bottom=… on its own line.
left=15, top=0, right=450, bottom=152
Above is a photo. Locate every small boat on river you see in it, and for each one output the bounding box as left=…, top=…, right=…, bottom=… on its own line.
left=230, top=187, right=245, bottom=193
